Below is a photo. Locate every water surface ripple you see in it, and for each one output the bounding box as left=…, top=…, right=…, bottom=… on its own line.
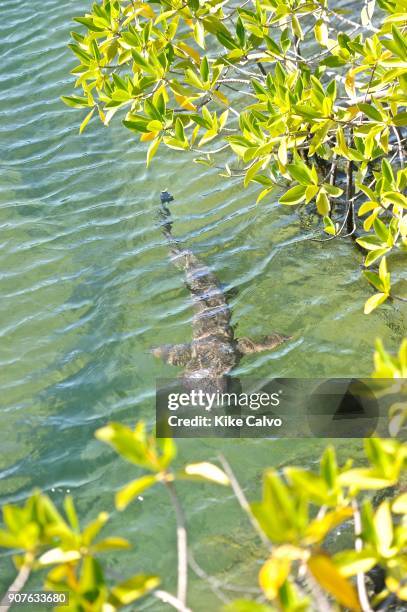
left=0, top=0, right=405, bottom=606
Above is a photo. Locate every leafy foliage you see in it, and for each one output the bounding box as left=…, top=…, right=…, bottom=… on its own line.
left=249, top=439, right=406, bottom=610
left=0, top=492, right=158, bottom=610
left=64, top=0, right=407, bottom=314
left=372, top=338, right=407, bottom=436
left=1, top=406, right=406, bottom=610
left=0, top=425, right=229, bottom=610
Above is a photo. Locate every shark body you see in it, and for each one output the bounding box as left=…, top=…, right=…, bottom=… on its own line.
left=152, top=192, right=290, bottom=391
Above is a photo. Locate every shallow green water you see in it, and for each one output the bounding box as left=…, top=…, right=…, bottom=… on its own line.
left=0, top=0, right=406, bottom=608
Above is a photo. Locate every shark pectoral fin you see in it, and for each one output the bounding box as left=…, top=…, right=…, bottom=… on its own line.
left=237, top=333, right=292, bottom=355
left=151, top=343, right=192, bottom=366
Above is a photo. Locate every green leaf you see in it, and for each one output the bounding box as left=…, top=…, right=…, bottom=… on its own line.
left=358, top=200, right=378, bottom=216
left=364, top=292, right=388, bottom=314
left=185, top=68, right=205, bottom=90
left=223, top=601, right=274, bottom=612
left=257, top=188, right=274, bottom=204
left=314, top=20, right=329, bottom=46
left=316, top=191, right=330, bottom=215
left=96, top=422, right=155, bottom=470
left=109, top=575, right=160, bottom=606
left=356, top=235, right=385, bottom=250
left=383, top=191, right=407, bottom=207
left=92, top=537, right=131, bottom=553
left=287, top=162, right=314, bottom=186
left=320, top=446, right=338, bottom=489
left=74, top=16, right=105, bottom=32
left=365, top=247, right=390, bottom=266
left=279, top=185, right=307, bottom=205
left=363, top=271, right=384, bottom=292
left=392, top=111, right=407, bottom=126
left=323, top=216, right=336, bottom=235
left=147, top=137, right=162, bottom=167
left=193, top=20, right=205, bottom=49
left=333, top=550, right=377, bottom=578
left=82, top=512, right=109, bottom=546
left=131, top=50, right=156, bottom=75
left=374, top=501, right=393, bottom=556
left=244, top=159, right=265, bottom=188
left=79, top=556, right=104, bottom=592
left=381, top=158, right=395, bottom=184
left=378, top=256, right=391, bottom=293
left=61, top=96, right=89, bottom=109
left=116, top=475, right=158, bottom=511
left=79, top=107, right=95, bottom=134
left=200, top=56, right=209, bottom=83
left=63, top=496, right=79, bottom=532
left=305, top=508, right=353, bottom=544
left=373, top=218, right=389, bottom=242
left=320, top=56, right=347, bottom=67
left=358, top=103, right=383, bottom=122
left=391, top=25, right=407, bottom=60
left=0, top=530, right=19, bottom=548
left=305, top=184, right=319, bottom=203
left=259, top=557, right=291, bottom=600
left=285, top=468, right=328, bottom=505
left=323, top=184, right=343, bottom=198
left=339, top=468, right=394, bottom=488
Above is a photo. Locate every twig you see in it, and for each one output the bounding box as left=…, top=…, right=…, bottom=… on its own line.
left=392, top=294, right=407, bottom=303
left=392, top=126, right=404, bottom=168
left=188, top=553, right=230, bottom=604
left=352, top=500, right=374, bottom=612
left=164, top=479, right=188, bottom=608
left=346, top=159, right=355, bottom=236
left=217, top=454, right=270, bottom=549
left=1, top=565, right=31, bottom=612
left=218, top=78, right=250, bottom=85
left=154, top=589, right=192, bottom=612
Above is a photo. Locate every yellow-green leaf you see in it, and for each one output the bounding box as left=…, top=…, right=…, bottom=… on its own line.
left=316, top=190, right=330, bottom=215
left=79, top=107, right=95, bottom=134
left=147, top=136, right=162, bottom=167
left=116, top=475, right=159, bottom=511
left=339, top=468, right=395, bottom=489
left=259, top=556, right=291, bottom=600
left=333, top=550, right=377, bottom=577
left=92, top=537, right=131, bottom=552
left=307, top=554, right=361, bottom=610
left=374, top=501, right=393, bottom=556
left=364, top=292, right=388, bottom=314
left=110, top=575, right=160, bottom=606
left=279, top=185, right=307, bottom=205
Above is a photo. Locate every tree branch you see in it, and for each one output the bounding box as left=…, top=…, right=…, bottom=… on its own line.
left=164, top=479, right=188, bottom=608
left=218, top=454, right=271, bottom=549
left=352, top=500, right=374, bottom=612
left=154, top=589, right=192, bottom=612
left=1, top=565, right=31, bottom=612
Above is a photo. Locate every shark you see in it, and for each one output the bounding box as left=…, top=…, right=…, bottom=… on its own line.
left=152, top=191, right=291, bottom=392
